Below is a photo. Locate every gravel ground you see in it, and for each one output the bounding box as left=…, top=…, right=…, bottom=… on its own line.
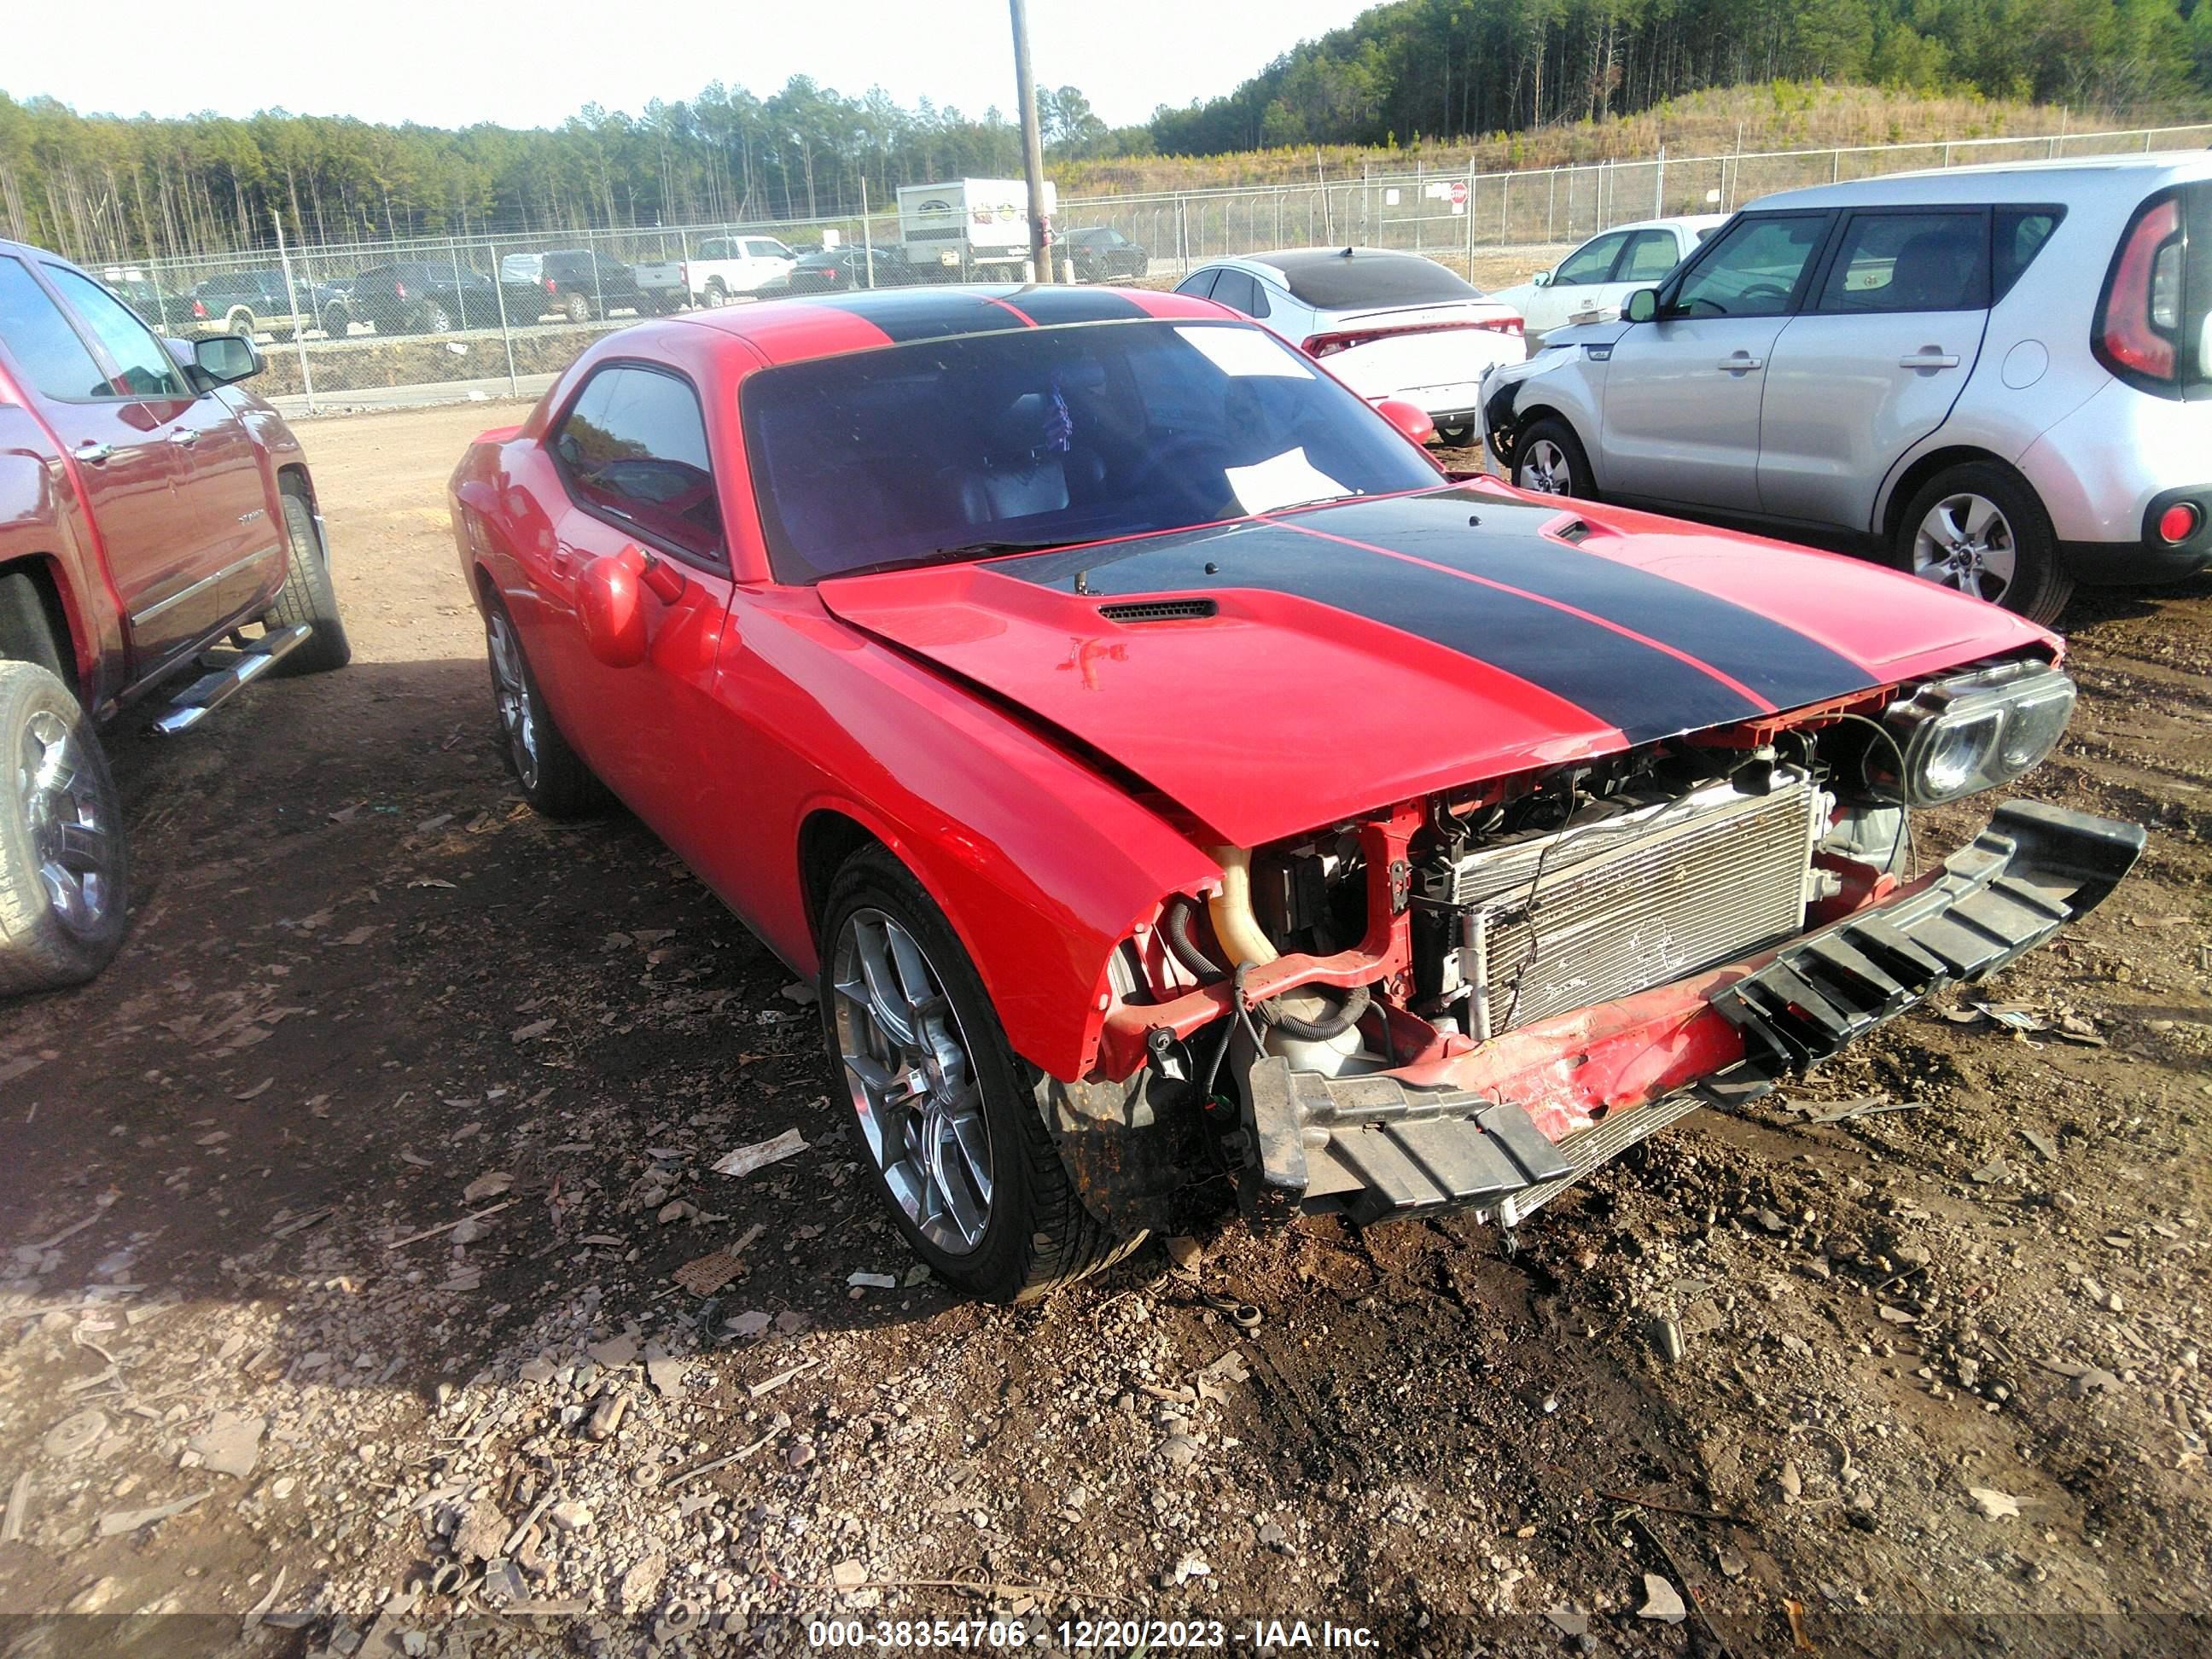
left=0, top=400, right=2205, bottom=1657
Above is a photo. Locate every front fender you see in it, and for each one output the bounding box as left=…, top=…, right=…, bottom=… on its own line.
left=1482, top=341, right=1605, bottom=467
left=731, top=594, right=1220, bottom=1085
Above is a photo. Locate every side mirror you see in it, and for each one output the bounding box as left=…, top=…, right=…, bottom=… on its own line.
left=193, top=334, right=261, bottom=384
left=1623, top=288, right=1660, bottom=324
left=1371, top=397, right=1437, bottom=446
left=577, top=551, right=649, bottom=668
left=1532, top=271, right=1552, bottom=288
left=577, top=544, right=687, bottom=668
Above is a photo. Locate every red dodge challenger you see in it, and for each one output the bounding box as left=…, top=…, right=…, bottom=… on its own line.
left=450, top=285, right=2143, bottom=1302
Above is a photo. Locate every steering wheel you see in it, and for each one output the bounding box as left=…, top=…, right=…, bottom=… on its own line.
left=1125, top=431, right=1236, bottom=516
left=1734, top=282, right=1792, bottom=309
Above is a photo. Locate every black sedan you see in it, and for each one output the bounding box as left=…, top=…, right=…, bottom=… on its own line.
left=759, top=246, right=928, bottom=295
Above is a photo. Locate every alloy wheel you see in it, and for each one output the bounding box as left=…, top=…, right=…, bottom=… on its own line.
left=831, top=907, right=996, bottom=1256
left=486, top=612, right=540, bottom=790
left=19, top=708, right=111, bottom=940
left=1912, top=492, right=2017, bottom=604
left=1520, top=437, right=1572, bottom=495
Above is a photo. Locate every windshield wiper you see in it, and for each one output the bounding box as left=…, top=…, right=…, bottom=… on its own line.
left=835, top=538, right=1072, bottom=579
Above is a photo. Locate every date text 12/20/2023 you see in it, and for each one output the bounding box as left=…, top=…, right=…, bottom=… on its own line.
left=805, top=1618, right=1378, bottom=1649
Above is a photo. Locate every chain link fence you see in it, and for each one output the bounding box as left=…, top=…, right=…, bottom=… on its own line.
left=105, top=121, right=2212, bottom=412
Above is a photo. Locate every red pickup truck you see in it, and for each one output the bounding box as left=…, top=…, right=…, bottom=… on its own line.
left=0, top=240, right=350, bottom=996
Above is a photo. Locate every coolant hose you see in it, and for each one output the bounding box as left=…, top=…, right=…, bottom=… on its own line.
left=1202, top=846, right=1369, bottom=1042
left=1163, top=895, right=1226, bottom=985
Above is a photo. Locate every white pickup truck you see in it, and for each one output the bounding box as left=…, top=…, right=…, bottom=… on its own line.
left=633, top=236, right=800, bottom=310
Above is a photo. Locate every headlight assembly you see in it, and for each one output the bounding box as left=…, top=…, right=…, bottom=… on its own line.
left=1861, top=660, right=2076, bottom=806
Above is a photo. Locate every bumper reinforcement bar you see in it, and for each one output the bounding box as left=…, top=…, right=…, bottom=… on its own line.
left=1237, top=800, right=2143, bottom=1229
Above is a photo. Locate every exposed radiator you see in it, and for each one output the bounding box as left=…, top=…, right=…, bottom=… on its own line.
left=1437, top=773, right=1823, bottom=1035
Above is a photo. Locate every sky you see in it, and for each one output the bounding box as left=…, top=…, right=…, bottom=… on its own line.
left=3, top=0, right=1371, bottom=131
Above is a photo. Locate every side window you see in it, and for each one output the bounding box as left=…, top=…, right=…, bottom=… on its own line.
left=1175, top=268, right=1220, bottom=300
left=0, top=259, right=113, bottom=400
left=745, top=240, right=782, bottom=259
left=1993, top=207, right=2064, bottom=302
left=1816, top=211, right=1988, bottom=314
left=1619, top=230, right=1682, bottom=283
left=1210, top=270, right=1266, bottom=317
left=552, top=364, right=725, bottom=565
left=1671, top=215, right=1828, bottom=318
left=1555, top=231, right=1629, bottom=286
left=46, top=266, right=191, bottom=398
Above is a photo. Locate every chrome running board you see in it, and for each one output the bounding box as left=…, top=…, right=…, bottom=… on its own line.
left=148, top=624, right=313, bottom=736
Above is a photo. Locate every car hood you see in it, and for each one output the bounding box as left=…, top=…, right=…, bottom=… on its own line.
left=816, top=483, right=2052, bottom=847
left=1543, top=316, right=1634, bottom=347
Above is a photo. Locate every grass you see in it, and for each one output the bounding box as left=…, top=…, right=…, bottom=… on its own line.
left=1057, top=82, right=2209, bottom=195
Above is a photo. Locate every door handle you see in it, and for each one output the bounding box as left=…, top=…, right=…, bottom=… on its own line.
left=73, top=440, right=114, bottom=466
left=1899, top=350, right=1959, bottom=370
left=1716, top=354, right=1763, bottom=372
left=166, top=427, right=201, bottom=446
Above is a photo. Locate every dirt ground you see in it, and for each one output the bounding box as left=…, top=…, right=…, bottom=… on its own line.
left=0, top=399, right=2206, bottom=1657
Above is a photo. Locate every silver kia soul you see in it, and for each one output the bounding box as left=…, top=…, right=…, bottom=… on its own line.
left=1481, top=153, right=2212, bottom=623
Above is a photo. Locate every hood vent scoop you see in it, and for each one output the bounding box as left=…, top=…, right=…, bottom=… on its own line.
left=1097, top=598, right=1219, bottom=624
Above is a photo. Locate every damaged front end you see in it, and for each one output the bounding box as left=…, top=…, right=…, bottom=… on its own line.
left=1051, top=656, right=2144, bottom=1237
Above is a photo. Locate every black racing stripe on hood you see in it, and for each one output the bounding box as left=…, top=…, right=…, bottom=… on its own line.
left=1300, top=488, right=1877, bottom=708
left=808, top=289, right=1035, bottom=341
left=999, top=521, right=1765, bottom=739
left=998, top=287, right=1149, bottom=323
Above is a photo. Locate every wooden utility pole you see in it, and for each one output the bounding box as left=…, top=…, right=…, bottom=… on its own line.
left=1010, top=0, right=1052, bottom=282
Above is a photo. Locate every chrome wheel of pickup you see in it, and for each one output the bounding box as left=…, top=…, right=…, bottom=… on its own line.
left=1912, top=492, right=2017, bottom=605
left=486, top=610, right=539, bottom=790
left=20, top=707, right=111, bottom=940
left=831, top=907, right=995, bottom=1256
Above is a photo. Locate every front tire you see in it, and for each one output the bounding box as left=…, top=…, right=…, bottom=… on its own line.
left=482, top=597, right=600, bottom=818
left=819, top=846, right=1138, bottom=1303
left=0, top=661, right=129, bottom=997
left=1511, top=416, right=1595, bottom=498
left=264, top=480, right=352, bottom=675
left=1894, top=463, right=2072, bottom=624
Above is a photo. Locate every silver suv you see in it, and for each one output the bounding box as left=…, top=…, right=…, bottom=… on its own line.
left=1481, top=153, right=2212, bottom=622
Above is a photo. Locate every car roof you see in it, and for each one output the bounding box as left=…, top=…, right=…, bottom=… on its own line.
left=1751, top=149, right=2212, bottom=211
left=669, top=283, right=1227, bottom=367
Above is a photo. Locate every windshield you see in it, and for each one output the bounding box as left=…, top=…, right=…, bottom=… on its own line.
left=743, top=317, right=1444, bottom=584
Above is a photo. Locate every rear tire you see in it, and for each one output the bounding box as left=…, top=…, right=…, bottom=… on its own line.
left=0, top=661, right=129, bottom=997
left=819, top=845, right=1140, bottom=1303
left=263, top=480, right=352, bottom=676
left=419, top=300, right=454, bottom=334
left=483, top=596, right=601, bottom=819
left=1893, top=463, right=2073, bottom=625
left=704, top=280, right=728, bottom=308
left=1511, top=416, right=1596, bottom=499
left=562, top=293, right=593, bottom=324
